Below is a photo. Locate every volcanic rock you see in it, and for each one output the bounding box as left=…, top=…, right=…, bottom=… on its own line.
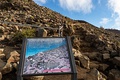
left=0, top=54, right=5, bottom=59
left=86, top=68, right=106, bottom=80
left=98, top=64, right=109, bottom=72
left=110, top=50, right=118, bottom=57
left=7, top=50, right=20, bottom=63
left=0, top=49, right=5, bottom=58
left=84, top=52, right=100, bottom=60
left=108, top=69, right=120, bottom=80
left=89, top=61, right=99, bottom=69
left=0, top=59, right=6, bottom=71
left=73, top=48, right=90, bottom=69
left=3, top=46, right=14, bottom=59
left=36, top=28, right=47, bottom=37
left=112, top=57, right=120, bottom=67
left=102, top=53, right=110, bottom=60
left=12, top=63, right=18, bottom=70
left=0, top=49, right=4, bottom=53
left=79, top=55, right=90, bottom=69
left=1, top=63, right=13, bottom=74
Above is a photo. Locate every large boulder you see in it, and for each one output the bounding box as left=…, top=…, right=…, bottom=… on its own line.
left=7, top=50, right=20, bottom=63
left=73, top=48, right=90, bottom=69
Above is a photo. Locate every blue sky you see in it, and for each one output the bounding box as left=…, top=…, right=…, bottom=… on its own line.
left=33, top=0, right=120, bottom=30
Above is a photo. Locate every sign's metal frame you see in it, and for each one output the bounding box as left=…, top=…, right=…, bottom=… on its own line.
left=17, top=36, right=77, bottom=80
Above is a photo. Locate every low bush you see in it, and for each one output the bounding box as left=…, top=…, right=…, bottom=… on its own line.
left=12, top=29, right=36, bottom=43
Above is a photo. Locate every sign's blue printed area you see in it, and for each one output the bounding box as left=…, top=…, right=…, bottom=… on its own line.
left=26, top=38, right=66, bottom=58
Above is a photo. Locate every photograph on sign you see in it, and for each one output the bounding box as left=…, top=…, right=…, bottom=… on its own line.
left=23, top=38, right=72, bottom=75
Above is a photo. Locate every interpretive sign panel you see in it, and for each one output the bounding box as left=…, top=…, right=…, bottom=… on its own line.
left=17, top=37, right=77, bottom=80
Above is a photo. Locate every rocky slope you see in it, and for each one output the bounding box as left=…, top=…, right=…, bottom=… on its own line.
left=0, top=0, right=120, bottom=80
left=106, top=29, right=120, bottom=35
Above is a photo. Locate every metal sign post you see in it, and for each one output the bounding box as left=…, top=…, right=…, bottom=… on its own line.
left=58, top=26, right=63, bottom=37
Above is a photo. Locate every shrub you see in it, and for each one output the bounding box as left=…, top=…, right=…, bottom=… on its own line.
left=12, top=29, right=36, bottom=43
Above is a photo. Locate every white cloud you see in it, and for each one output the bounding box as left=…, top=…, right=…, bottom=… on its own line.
left=34, top=0, right=47, bottom=4
left=108, top=0, right=120, bottom=15
left=108, top=0, right=120, bottom=30
left=114, top=17, right=120, bottom=28
left=40, top=0, right=47, bottom=4
left=98, top=0, right=101, bottom=4
left=58, top=0, right=93, bottom=13
left=100, top=18, right=110, bottom=25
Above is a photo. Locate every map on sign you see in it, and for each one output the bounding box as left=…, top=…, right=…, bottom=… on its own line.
left=23, top=38, right=72, bottom=75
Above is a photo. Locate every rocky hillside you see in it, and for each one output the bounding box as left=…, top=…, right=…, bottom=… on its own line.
left=0, top=0, right=120, bottom=80
left=106, top=29, right=120, bottom=35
